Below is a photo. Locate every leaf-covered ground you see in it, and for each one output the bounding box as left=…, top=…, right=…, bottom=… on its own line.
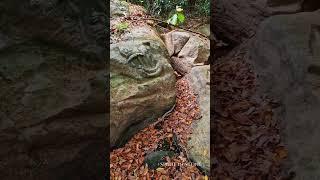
left=110, top=56, right=287, bottom=179
left=212, top=56, right=287, bottom=179
left=110, top=75, right=208, bottom=179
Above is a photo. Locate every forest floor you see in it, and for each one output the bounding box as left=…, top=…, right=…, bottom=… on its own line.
left=212, top=54, right=287, bottom=179
left=110, top=56, right=287, bottom=180
left=111, top=1, right=287, bottom=178
left=110, top=6, right=210, bottom=178
left=110, top=74, right=208, bottom=179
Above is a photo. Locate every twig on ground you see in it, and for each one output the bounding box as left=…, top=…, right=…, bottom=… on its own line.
left=153, top=103, right=176, bottom=126
left=131, top=17, right=209, bottom=39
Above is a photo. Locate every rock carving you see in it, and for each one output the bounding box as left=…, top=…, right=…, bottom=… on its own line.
left=111, top=40, right=164, bottom=79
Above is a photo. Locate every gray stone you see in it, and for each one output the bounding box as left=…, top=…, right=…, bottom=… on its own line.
left=171, top=31, right=190, bottom=55
left=110, top=0, right=176, bottom=147
left=163, top=30, right=210, bottom=64
left=197, top=24, right=210, bottom=37
left=110, top=0, right=129, bottom=17
left=184, top=65, right=210, bottom=174
left=213, top=0, right=270, bottom=44
left=0, top=0, right=107, bottom=179
left=248, top=10, right=320, bottom=179
left=178, top=35, right=210, bottom=64
left=212, top=0, right=319, bottom=45
left=144, top=150, right=175, bottom=170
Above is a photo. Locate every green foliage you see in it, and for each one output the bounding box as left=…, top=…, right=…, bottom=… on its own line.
left=115, top=22, right=129, bottom=32
left=130, top=0, right=186, bottom=17
left=166, top=6, right=185, bottom=26
left=130, top=0, right=209, bottom=17
left=194, top=0, right=210, bottom=16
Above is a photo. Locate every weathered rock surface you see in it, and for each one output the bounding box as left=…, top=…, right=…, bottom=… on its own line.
left=164, top=30, right=210, bottom=63
left=212, top=0, right=320, bottom=45
left=163, top=30, right=210, bottom=75
left=212, top=0, right=271, bottom=45
left=163, top=29, right=210, bottom=172
left=110, top=0, right=176, bottom=147
left=0, top=0, right=106, bottom=179
left=110, top=0, right=129, bottom=17
left=248, top=10, right=320, bottom=179
left=184, top=65, right=210, bottom=173
left=197, top=24, right=210, bottom=38
left=268, top=0, right=320, bottom=12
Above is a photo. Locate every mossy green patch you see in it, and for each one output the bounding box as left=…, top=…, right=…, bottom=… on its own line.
left=115, top=22, right=129, bottom=32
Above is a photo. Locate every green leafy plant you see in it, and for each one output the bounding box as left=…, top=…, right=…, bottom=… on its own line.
left=130, top=0, right=187, bottom=17
left=130, top=0, right=209, bottom=18
left=194, top=0, right=210, bottom=16
left=115, top=22, right=129, bottom=32
left=166, top=6, right=185, bottom=26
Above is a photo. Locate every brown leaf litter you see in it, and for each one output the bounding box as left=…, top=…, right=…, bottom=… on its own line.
left=212, top=57, right=287, bottom=180
left=110, top=76, right=208, bottom=179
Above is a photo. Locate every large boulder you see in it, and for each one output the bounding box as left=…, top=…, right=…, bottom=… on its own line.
left=0, top=0, right=106, bottom=179
left=268, top=0, right=320, bottom=12
left=212, top=0, right=271, bottom=45
left=163, top=30, right=210, bottom=63
left=212, top=0, right=320, bottom=45
left=110, top=0, right=176, bottom=147
left=163, top=30, right=210, bottom=75
left=248, top=10, right=320, bottom=179
left=110, top=0, right=129, bottom=17
left=184, top=65, right=210, bottom=174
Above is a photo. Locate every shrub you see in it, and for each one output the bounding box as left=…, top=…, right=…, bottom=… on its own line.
left=130, top=0, right=209, bottom=18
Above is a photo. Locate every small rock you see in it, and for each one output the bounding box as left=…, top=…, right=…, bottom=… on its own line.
left=144, top=150, right=175, bottom=170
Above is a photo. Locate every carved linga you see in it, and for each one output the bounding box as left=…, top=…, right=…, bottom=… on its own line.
left=116, top=41, right=162, bottom=79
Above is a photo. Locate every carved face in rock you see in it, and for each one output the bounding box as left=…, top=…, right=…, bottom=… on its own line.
left=110, top=38, right=169, bottom=80
left=110, top=37, right=176, bottom=147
